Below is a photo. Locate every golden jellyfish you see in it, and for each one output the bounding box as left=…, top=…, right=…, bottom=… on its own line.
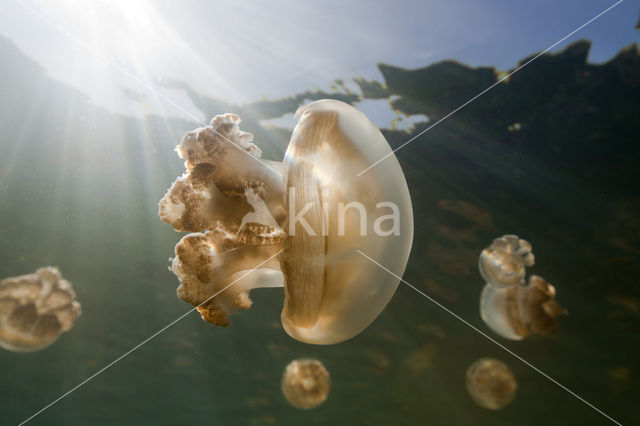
left=479, top=234, right=534, bottom=289
left=159, top=99, right=413, bottom=344
left=0, top=267, right=81, bottom=352
left=480, top=275, right=565, bottom=340
left=281, top=358, right=330, bottom=409
left=466, top=358, right=517, bottom=410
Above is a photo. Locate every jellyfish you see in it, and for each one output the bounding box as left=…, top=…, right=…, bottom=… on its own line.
left=281, top=358, right=330, bottom=409
left=466, top=358, right=517, bottom=410
left=480, top=274, right=564, bottom=340
left=479, top=234, right=534, bottom=289
left=159, top=99, right=413, bottom=344
left=433, top=199, right=492, bottom=240
left=0, top=267, right=81, bottom=352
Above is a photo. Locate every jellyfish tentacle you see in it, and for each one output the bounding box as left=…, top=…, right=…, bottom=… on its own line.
left=171, top=228, right=284, bottom=327
left=159, top=114, right=285, bottom=234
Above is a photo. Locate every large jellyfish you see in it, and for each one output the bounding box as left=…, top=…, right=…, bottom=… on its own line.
left=479, top=234, right=534, bottom=289
left=0, top=267, right=81, bottom=352
left=466, top=358, right=517, bottom=410
left=480, top=275, right=564, bottom=340
left=159, top=100, right=413, bottom=344
left=281, top=358, right=330, bottom=409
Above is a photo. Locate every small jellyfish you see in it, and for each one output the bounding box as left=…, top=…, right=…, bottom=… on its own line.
left=404, top=341, right=438, bottom=375
left=433, top=199, right=492, bottom=240
left=0, top=267, right=81, bottom=352
left=281, top=358, right=330, bottom=409
left=159, top=100, right=413, bottom=344
left=480, top=274, right=564, bottom=340
left=466, top=358, right=517, bottom=410
left=479, top=234, right=534, bottom=289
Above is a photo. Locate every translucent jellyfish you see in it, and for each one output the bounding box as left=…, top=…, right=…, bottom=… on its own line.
left=404, top=341, right=438, bottom=375
left=480, top=275, right=564, bottom=340
left=281, top=358, right=330, bottom=409
left=0, top=267, right=81, bottom=352
left=479, top=234, right=534, bottom=289
left=159, top=100, right=413, bottom=344
left=466, top=358, right=517, bottom=410
left=433, top=199, right=492, bottom=240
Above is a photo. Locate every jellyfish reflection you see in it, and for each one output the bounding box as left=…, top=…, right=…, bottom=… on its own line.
left=0, top=267, right=81, bottom=352
left=466, top=358, right=517, bottom=410
left=479, top=234, right=534, bottom=289
left=480, top=275, right=564, bottom=340
left=281, top=358, right=330, bottom=409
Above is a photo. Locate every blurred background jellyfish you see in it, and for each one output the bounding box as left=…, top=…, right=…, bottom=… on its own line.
left=466, top=358, right=517, bottom=410
left=281, top=358, right=330, bottom=409
left=159, top=99, right=413, bottom=344
left=0, top=267, right=81, bottom=352
left=479, top=234, right=534, bottom=289
left=480, top=275, right=564, bottom=340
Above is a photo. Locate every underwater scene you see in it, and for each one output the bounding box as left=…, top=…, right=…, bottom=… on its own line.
left=0, top=1, right=639, bottom=425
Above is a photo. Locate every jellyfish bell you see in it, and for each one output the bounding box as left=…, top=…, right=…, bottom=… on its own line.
left=480, top=274, right=564, bottom=340
left=479, top=234, right=534, bottom=289
left=159, top=100, right=413, bottom=345
left=281, top=358, right=330, bottom=409
left=466, top=358, right=517, bottom=410
left=281, top=100, right=413, bottom=344
left=0, top=267, right=81, bottom=352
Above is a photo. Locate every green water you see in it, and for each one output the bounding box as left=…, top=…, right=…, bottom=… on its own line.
left=0, top=32, right=638, bottom=426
